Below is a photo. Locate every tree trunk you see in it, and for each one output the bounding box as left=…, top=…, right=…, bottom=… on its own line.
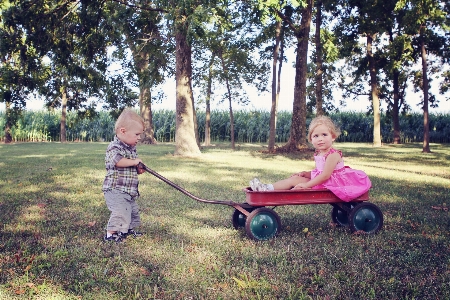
left=420, top=28, right=430, bottom=153
left=315, top=0, right=324, bottom=116
left=268, top=20, right=282, bottom=152
left=134, top=49, right=157, bottom=144
left=174, top=26, right=201, bottom=156
left=60, top=86, right=67, bottom=143
left=388, top=30, right=401, bottom=144
left=220, top=50, right=235, bottom=150
left=367, top=34, right=382, bottom=147
left=228, top=92, right=235, bottom=150
left=204, top=55, right=215, bottom=147
left=280, top=0, right=313, bottom=152
left=392, top=69, right=401, bottom=144
left=4, top=101, right=12, bottom=143
left=139, top=87, right=157, bottom=144
left=192, top=98, right=200, bottom=147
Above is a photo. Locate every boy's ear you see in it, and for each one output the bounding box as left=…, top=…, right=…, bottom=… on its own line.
left=119, top=127, right=126, bottom=134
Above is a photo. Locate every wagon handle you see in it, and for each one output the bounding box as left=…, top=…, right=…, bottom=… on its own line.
left=138, top=163, right=237, bottom=206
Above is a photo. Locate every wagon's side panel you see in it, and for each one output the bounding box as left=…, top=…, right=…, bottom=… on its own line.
left=244, top=188, right=370, bottom=206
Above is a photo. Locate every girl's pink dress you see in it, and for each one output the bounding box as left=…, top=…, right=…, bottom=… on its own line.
left=310, top=148, right=371, bottom=202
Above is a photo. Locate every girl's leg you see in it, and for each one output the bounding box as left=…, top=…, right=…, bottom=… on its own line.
left=272, top=175, right=309, bottom=190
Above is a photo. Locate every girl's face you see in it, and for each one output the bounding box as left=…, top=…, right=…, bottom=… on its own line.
left=118, top=121, right=144, bottom=146
left=310, top=124, right=335, bottom=153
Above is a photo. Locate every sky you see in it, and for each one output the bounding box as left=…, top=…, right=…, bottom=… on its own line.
left=130, top=64, right=450, bottom=114
left=3, top=58, right=450, bottom=114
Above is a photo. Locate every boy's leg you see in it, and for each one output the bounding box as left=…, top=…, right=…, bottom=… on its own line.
left=105, top=190, right=132, bottom=235
left=129, top=196, right=141, bottom=229
left=127, top=197, right=143, bottom=237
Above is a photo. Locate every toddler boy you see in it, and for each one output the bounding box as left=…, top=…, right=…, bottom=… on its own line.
left=102, top=109, right=146, bottom=243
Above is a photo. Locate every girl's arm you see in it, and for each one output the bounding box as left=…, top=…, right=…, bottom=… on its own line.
left=291, top=171, right=311, bottom=178
left=293, top=152, right=341, bottom=189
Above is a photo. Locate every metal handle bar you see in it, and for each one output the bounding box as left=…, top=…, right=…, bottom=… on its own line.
left=139, top=163, right=237, bottom=206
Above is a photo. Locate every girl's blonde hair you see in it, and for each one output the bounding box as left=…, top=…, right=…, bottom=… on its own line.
left=308, top=115, right=341, bottom=142
left=114, top=109, right=144, bottom=133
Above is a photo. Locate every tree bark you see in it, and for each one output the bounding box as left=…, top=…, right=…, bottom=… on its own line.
left=219, top=49, right=235, bottom=150
left=135, top=49, right=157, bottom=144
left=60, top=86, right=67, bottom=143
left=4, top=101, right=12, bottom=143
left=392, top=69, right=401, bottom=144
left=315, top=0, right=324, bottom=116
left=192, top=97, right=200, bottom=147
left=367, top=34, right=382, bottom=147
left=174, top=26, right=201, bottom=156
left=280, top=0, right=313, bottom=152
left=420, top=27, right=430, bottom=153
left=268, top=20, right=282, bottom=152
left=139, top=87, right=157, bottom=144
left=388, top=30, right=401, bottom=144
left=204, top=55, right=215, bottom=147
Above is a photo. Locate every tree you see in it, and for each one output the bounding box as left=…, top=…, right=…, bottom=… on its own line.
left=1, top=1, right=47, bottom=143
left=151, top=0, right=228, bottom=156
left=314, top=0, right=324, bottom=115
left=192, top=2, right=268, bottom=150
left=383, top=25, right=414, bottom=144
left=334, top=0, right=398, bottom=147
left=307, top=0, right=340, bottom=115
left=397, top=0, right=449, bottom=152
left=275, top=0, right=314, bottom=152
left=249, top=1, right=289, bottom=153
left=268, top=19, right=283, bottom=152
left=3, top=1, right=111, bottom=142
left=104, top=1, right=171, bottom=144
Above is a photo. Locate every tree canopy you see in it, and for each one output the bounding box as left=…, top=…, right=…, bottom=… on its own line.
left=1, top=0, right=449, bottom=153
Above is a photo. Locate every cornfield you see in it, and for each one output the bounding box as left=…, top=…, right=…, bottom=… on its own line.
left=1, top=109, right=449, bottom=144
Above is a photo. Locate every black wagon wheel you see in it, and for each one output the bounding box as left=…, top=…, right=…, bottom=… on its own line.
left=348, top=203, right=383, bottom=234
left=231, top=204, right=255, bottom=229
left=330, top=203, right=355, bottom=227
left=245, top=208, right=281, bottom=241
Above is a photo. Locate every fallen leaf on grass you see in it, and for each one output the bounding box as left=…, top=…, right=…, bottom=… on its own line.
left=431, top=206, right=448, bottom=211
left=140, top=267, right=151, bottom=276
left=14, top=289, right=25, bottom=295
left=215, top=283, right=229, bottom=290
left=88, top=221, right=96, bottom=227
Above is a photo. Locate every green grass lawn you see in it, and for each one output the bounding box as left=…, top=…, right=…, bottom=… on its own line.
left=0, top=142, right=449, bottom=299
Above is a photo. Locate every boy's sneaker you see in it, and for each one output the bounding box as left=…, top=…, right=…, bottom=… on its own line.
left=125, top=229, right=144, bottom=238
left=103, top=232, right=124, bottom=243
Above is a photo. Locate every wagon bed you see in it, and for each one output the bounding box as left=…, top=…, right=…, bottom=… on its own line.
left=243, top=187, right=370, bottom=206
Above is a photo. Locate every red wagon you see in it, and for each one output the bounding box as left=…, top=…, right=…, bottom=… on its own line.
left=141, top=164, right=383, bottom=241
